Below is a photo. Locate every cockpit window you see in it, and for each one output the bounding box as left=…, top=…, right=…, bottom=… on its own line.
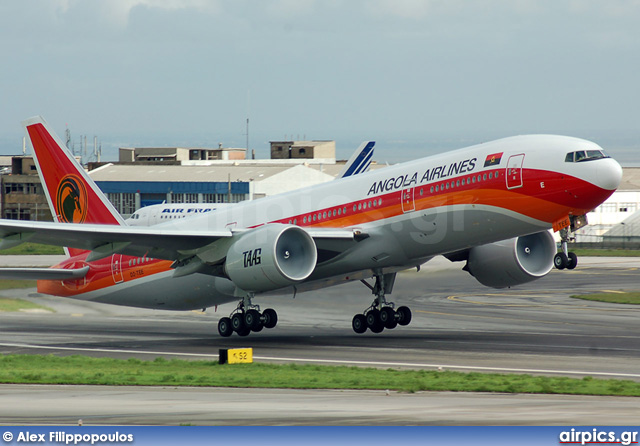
left=564, top=149, right=609, bottom=163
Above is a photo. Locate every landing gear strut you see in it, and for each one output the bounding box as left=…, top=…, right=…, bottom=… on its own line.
left=352, top=272, right=411, bottom=334
left=554, top=227, right=578, bottom=270
left=218, top=294, right=278, bottom=337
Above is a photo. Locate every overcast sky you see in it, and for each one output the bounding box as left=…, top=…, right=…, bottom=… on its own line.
left=1, top=0, right=639, bottom=162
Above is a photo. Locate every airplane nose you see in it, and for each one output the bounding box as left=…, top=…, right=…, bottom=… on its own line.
left=597, top=158, right=623, bottom=191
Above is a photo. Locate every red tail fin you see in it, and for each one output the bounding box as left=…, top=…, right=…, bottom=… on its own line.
left=23, top=116, right=124, bottom=256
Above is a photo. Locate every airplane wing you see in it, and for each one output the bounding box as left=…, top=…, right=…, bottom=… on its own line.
left=0, top=219, right=360, bottom=266
left=0, top=219, right=234, bottom=262
left=337, top=141, right=375, bottom=178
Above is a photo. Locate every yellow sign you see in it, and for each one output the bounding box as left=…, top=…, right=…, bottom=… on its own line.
left=220, top=348, right=253, bottom=364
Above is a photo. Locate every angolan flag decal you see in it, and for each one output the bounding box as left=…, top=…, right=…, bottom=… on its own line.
left=484, top=152, right=503, bottom=167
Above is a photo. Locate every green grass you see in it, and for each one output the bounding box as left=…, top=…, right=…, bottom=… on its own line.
left=0, top=242, right=64, bottom=255
left=0, top=354, right=638, bottom=396
left=572, top=249, right=640, bottom=257
left=571, top=292, right=640, bottom=305
left=0, top=279, right=37, bottom=290
left=0, top=297, right=52, bottom=312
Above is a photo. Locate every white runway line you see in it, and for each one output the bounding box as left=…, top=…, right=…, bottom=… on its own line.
left=1, top=342, right=639, bottom=380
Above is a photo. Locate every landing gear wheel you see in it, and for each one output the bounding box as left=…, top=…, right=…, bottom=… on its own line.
left=567, top=252, right=578, bottom=270
left=236, top=327, right=251, bottom=337
left=218, top=317, right=233, bottom=337
left=554, top=252, right=568, bottom=270
left=366, top=309, right=384, bottom=333
left=379, top=307, right=398, bottom=329
left=245, top=309, right=262, bottom=331
left=262, top=308, right=278, bottom=329
left=396, top=306, right=412, bottom=326
left=352, top=314, right=367, bottom=334
left=231, top=313, right=246, bottom=333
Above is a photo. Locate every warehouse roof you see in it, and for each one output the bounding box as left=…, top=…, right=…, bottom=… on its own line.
left=88, top=163, right=323, bottom=183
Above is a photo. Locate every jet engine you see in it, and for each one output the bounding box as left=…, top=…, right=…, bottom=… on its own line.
left=465, top=231, right=556, bottom=288
left=224, top=224, right=317, bottom=293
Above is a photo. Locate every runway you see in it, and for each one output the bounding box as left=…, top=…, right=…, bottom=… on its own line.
left=0, top=255, right=639, bottom=424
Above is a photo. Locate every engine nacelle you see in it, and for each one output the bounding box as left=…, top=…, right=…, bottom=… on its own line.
left=466, top=231, right=556, bottom=288
left=225, top=224, right=317, bottom=293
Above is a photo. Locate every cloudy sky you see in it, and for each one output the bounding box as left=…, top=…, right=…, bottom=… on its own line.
left=1, top=0, right=639, bottom=162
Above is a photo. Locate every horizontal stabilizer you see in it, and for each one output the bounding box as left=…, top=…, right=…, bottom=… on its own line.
left=0, top=266, right=89, bottom=280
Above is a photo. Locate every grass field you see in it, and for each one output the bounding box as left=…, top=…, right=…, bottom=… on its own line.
left=571, top=291, right=640, bottom=305
left=0, top=297, right=51, bottom=312
left=572, top=249, right=640, bottom=257
left=0, top=354, right=638, bottom=396
left=0, top=242, right=64, bottom=255
left=0, top=279, right=37, bottom=290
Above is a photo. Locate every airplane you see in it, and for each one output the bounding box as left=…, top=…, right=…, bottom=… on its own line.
left=0, top=116, right=622, bottom=338
left=125, top=141, right=377, bottom=226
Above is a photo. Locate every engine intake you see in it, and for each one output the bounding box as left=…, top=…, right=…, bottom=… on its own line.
left=466, top=231, right=556, bottom=288
left=225, top=224, right=317, bottom=292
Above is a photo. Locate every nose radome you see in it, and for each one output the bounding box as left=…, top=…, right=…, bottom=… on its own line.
left=597, top=158, right=623, bottom=191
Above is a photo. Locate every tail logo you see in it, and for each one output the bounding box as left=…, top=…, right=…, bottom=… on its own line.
left=56, top=174, right=88, bottom=223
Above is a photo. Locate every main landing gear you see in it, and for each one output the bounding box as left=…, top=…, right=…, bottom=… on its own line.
left=352, top=272, right=412, bottom=334
left=218, top=295, right=278, bottom=337
left=554, top=227, right=578, bottom=270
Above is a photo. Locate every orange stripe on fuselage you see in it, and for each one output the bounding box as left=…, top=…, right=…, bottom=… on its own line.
left=37, top=256, right=173, bottom=297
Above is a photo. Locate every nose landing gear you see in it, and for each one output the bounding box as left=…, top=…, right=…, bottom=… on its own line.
left=554, top=227, right=578, bottom=270
left=352, top=272, right=412, bottom=334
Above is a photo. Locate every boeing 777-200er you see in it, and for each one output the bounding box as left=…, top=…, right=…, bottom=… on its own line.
left=0, top=117, right=622, bottom=337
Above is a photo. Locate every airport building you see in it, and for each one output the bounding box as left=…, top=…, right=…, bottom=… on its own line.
left=87, top=163, right=338, bottom=214
left=1, top=156, right=52, bottom=221
left=119, top=145, right=247, bottom=163
left=0, top=140, right=364, bottom=219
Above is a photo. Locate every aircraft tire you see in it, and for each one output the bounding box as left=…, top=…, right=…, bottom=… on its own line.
left=396, top=306, right=412, bottom=326
left=231, top=313, right=246, bottom=333
left=245, top=309, right=261, bottom=331
left=366, top=309, right=384, bottom=333
left=262, top=308, right=278, bottom=329
left=380, top=307, right=398, bottom=329
left=567, top=252, right=578, bottom=270
left=554, top=252, right=568, bottom=270
left=352, top=314, right=367, bottom=334
left=218, top=317, right=233, bottom=337
left=237, top=327, right=251, bottom=337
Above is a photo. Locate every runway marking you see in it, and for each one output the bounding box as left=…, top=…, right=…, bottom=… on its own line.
left=0, top=342, right=639, bottom=380
left=414, top=308, right=628, bottom=328
left=443, top=294, right=637, bottom=313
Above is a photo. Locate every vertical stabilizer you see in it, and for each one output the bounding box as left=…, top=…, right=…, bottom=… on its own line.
left=338, top=141, right=375, bottom=179
left=22, top=116, right=125, bottom=256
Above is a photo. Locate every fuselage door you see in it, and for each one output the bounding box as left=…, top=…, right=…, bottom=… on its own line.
left=401, top=188, right=415, bottom=213
left=111, top=254, right=124, bottom=284
left=506, top=154, right=525, bottom=189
